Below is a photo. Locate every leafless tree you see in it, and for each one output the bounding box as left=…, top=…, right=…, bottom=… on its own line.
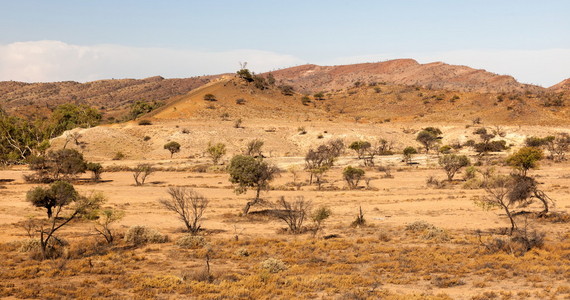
left=159, top=187, right=209, bottom=234
left=480, top=176, right=517, bottom=234
left=94, top=208, right=124, bottom=243
left=275, top=196, right=311, bottom=234
left=133, top=164, right=154, bottom=186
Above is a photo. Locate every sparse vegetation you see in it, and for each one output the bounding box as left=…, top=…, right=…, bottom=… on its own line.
left=274, top=196, right=311, bottom=234
left=164, top=141, right=181, bottom=158
left=243, top=139, right=264, bottom=157
left=227, top=155, right=277, bottom=214
left=402, top=146, right=417, bottom=164
left=506, top=147, right=543, bottom=176
left=439, top=154, right=470, bottom=181
left=206, top=142, right=226, bottom=165
left=26, top=149, right=87, bottom=183
left=343, top=166, right=365, bottom=189
left=416, top=127, right=442, bottom=154
left=133, top=163, right=154, bottom=186
left=159, top=187, right=209, bottom=234
left=203, top=94, right=217, bottom=102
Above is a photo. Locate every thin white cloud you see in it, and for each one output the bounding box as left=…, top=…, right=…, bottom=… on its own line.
left=328, top=49, right=570, bottom=88
left=0, top=40, right=305, bottom=82
left=1, top=41, right=568, bottom=87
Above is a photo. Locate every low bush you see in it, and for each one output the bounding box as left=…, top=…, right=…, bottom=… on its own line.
left=176, top=235, right=206, bottom=249
left=260, top=258, right=287, bottom=273
left=124, top=226, right=168, bottom=246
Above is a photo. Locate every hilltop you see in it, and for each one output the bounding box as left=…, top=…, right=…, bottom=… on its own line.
left=2, top=59, right=568, bottom=123
left=550, top=78, right=570, bottom=92
left=268, top=59, right=543, bottom=94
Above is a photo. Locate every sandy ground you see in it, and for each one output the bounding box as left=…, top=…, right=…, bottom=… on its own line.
left=1, top=155, right=568, bottom=242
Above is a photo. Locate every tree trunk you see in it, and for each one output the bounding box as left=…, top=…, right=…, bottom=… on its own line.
left=534, top=191, right=549, bottom=214
left=46, top=206, right=53, bottom=219
left=503, top=205, right=517, bottom=235
left=243, top=188, right=261, bottom=214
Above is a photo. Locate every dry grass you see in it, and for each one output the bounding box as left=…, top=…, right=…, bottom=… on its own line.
left=1, top=227, right=570, bottom=299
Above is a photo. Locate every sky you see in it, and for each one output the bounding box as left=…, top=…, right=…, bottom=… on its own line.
left=1, top=0, right=569, bottom=86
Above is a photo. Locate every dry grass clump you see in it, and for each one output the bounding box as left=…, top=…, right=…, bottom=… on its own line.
left=176, top=235, right=206, bottom=249
left=260, top=258, right=287, bottom=273
left=406, top=221, right=450, bottom=242
left=477, top=228, right=545, bottom=256
left=405, top=220, right=435, bottom=231
left=124, top=226, right=169, bottom=246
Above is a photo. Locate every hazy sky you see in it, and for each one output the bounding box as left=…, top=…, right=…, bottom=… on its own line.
left=1, top=0, right=569, bottom=86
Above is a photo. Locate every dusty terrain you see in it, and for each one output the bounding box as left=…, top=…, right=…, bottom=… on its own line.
left=2, top=117, right=570, bottom=299
left=1, top=63, right=570, bottom=299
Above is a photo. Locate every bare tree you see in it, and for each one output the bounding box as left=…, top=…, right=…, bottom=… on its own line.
left=275, top=196, right=311, bottom=234
left=479, top=176, right=517, bottom=234
left=94, top=208, right=124, bottom=244
left=159, top=187, right=209, bottom=234
left=133, top=164, right=154, bottom=186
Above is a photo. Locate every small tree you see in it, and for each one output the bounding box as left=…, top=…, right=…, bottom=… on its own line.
left=349, top=141, right=371, bottom=159
left=402, top=146, right=418, bottom=164
left=27, top=181, right=79, bottom=219
left=311, top=206, right=332, bottom=237
left=416, top=127, right=442, bottom=154
left=304, top=139, right=344, bottom=185
left=478, top=176, right=518, bottom=234
left=95, top=208, right=124, bottom=244
left=508, top=175, right=554, bottom=214
left=279, top=85, right=295, bottom=96
left=236, top=67, right=254, bottom=82
left=244, top=139, right=264, bottom=157
left=27, top=149, right=88, bottom=183
left=133, top=164, right=154, bottom=186
left=506, top=147, right=543, bottom=176
left=159, top=187, right=209, bottom=234
left=343, top=166, right=365, bottom=189
left=164, top=141, right=181, bottom=158
left=206, top=142, right=226, bottom=165
left=544, top=133, right=570, bottom=161
left=234, top=118, right=243, bottom=128
left=275, top=196, right=311, bottom=234
left=86, top=162, right=103, bottom=182
left=26, top=182, right=103, bottom=259
left=438, top=154, right=471, bottom=181
left=228, top=155, right=278, bottom=214
left=313, top=92, right=325, bottom=100
left=203, top=94, right=217, bottom=101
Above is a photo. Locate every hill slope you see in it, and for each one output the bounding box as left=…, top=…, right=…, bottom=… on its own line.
left=0, top=75, right=221, bottom=118
left=268, top=59, right=541, bottom=94
left=550, top=78, right=570, bottom=92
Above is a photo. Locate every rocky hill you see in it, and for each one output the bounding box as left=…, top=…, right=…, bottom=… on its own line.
left=2, top=59, right=567, bottom=123
left=268, top=59, right=542, bottom=94
left=0, top=75, right=221, bottom=119
left=550, top=78, right=570, bottom=92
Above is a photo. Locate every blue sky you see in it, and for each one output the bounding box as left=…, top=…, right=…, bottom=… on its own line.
left=1, top=0, right=569, bottom=86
